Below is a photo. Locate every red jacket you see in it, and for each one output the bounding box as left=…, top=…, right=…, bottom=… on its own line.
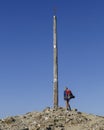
left=66, top=89, right=71, bottom=95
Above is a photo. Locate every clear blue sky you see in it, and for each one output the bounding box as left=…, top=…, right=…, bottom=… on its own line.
left=0, top=0, right=104, bottom=118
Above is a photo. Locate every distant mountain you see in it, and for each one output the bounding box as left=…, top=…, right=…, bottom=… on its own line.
left=0, top=107, right=104, bottom=130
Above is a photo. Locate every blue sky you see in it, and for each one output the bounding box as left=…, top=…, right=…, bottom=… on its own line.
left=0, top=0, right=104, bottom=118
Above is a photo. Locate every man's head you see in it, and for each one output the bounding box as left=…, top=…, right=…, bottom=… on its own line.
left=65, top=87, right=68, bottom=90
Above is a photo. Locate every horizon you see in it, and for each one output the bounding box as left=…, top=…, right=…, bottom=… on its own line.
left=0, top=0, right=104, bottom=118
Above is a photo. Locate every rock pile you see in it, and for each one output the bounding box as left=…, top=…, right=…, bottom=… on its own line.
left=0, top=107, right=104, bottom=130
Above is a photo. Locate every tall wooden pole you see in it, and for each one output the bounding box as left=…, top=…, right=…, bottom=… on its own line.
left=53, top=15, right=58, bottom=108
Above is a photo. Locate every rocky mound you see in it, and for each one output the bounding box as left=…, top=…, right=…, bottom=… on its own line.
left=0, top=107, right=104, bottom=130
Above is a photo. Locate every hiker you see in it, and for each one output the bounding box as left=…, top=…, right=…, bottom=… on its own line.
left=64, top=87, right=75, bottom=110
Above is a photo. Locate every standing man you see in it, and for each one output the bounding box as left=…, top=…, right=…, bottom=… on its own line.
left=64, top=87, right=75, bottom=110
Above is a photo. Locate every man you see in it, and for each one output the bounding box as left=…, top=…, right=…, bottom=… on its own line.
left=64, top=87, right=75, bottom=110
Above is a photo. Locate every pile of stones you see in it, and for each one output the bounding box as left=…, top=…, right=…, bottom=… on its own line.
left=0, top=107, right=104, bottom=130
